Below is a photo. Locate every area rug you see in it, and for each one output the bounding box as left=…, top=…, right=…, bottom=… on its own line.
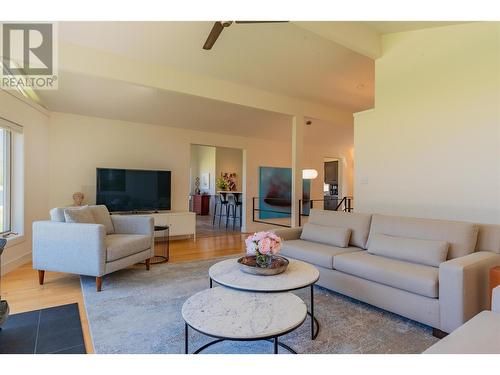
left=81, top=257, right=438, bottom=354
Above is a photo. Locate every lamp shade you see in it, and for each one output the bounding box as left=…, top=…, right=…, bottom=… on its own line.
left=302, top=169, right=318, bottom=180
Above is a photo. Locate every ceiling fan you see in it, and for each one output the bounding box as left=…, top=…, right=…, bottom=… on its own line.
left=203, top=21, right=288, bottom=50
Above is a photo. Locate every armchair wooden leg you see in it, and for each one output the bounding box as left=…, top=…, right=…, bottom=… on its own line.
left=145, top=258, right=151, bottom=271
left=96, top=276, right=102, bottom=292
left=38, top=270, right=45, bottom=285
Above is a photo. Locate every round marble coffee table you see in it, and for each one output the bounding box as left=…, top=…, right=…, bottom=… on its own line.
left=209, top=258, right=320, bottom=339
left=182, top=287, right=307, bottom=354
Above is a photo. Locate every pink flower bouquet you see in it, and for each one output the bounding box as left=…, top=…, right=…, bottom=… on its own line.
left=245, top=231, right=282, bottom=267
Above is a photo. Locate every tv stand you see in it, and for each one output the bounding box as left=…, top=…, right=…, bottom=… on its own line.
left=114, top=211, right=196, bottom=240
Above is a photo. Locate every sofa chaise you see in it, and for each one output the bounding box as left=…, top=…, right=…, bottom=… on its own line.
left=275, top=209, right=500, bottom=335
left=33, top=205, right=154, bottom=292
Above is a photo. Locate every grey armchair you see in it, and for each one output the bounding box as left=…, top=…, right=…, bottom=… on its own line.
left=33, top=206, right=154, bottom=292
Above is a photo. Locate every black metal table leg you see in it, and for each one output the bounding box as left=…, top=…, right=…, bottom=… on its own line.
left=310, top=284, right=314, bottom=340
left=210, top=278, right=213, bottom=288
left=185, top=323, right=189, bottom=354
left=274, top=337, right=278, bottom=354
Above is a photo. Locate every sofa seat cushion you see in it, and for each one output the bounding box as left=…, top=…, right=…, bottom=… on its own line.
left=106, top=234, right=151, bottom=262
left=333, top=252, right=439, bottom=298
left=281, top=239, right=361, bottom=269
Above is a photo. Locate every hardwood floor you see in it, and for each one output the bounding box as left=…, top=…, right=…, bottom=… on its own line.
left=2, top=233, right=246, bottom=354
left=195, top=214, right=242, bottom=237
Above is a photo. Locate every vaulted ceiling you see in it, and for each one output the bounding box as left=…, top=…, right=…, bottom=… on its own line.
left=57, top=21, right=375, bottom=112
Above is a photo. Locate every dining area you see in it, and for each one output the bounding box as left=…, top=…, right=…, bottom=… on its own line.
left=212, top=191, right=243, bottom=230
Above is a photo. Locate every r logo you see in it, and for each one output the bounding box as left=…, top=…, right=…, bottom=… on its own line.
left=2, top=23, right=53, bottom=75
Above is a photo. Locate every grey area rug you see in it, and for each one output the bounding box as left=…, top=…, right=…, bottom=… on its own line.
left=81, top=257, right=438, bottom=354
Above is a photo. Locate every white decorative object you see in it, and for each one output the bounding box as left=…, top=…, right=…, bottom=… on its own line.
left=72, top=192, right=84, bottom=206
left=302, top=169, right=318, bottom=179
left=201, top=173, right=210, bottom=190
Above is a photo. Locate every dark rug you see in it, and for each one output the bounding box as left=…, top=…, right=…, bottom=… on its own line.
left=0, top=303, right=86, bottom=354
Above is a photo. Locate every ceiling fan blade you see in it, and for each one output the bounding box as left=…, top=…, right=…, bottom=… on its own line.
left=203, top=22, right=225, bottom=50
left=234, top=21, right=288, bottom=24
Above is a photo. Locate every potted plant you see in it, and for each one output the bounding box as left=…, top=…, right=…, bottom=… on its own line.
left=216, top=176, right=228, bottom=191
left=245, top=231, right=282, bottom=268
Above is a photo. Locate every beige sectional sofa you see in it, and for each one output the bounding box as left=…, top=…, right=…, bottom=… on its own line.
left=275, top=209, right=500, bottom=334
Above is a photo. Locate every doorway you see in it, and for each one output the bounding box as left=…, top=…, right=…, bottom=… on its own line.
left=323, top=157, right=341, bottom=211
left=189, top=144, right=244, bottom=237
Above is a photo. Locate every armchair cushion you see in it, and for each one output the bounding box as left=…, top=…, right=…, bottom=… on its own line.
left=64, top=206, right=96, bottom=224
left=90, top=205, right=115, bottom=234
left=105, top=234, right=151, bottom=262
left=49, top=207, right=66, bottom=222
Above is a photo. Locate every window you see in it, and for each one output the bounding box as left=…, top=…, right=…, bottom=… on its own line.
left=0, top=128, right=11, bottom=234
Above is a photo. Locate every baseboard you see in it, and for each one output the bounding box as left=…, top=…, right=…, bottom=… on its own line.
left=1, top=251, right=31, bottom=276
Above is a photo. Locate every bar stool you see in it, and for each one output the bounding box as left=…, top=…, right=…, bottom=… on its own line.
left=228, top=192, right=243, bottom=230
left=213, top=192, right=230, bottom=227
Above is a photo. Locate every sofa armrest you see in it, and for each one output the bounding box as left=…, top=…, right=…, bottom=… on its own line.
left=272, top=227, right=303, bottom=241
left=492, top=286, right=500, bottom=313
left=111, top=215, right=154, bottom=236
left=439, top=251, right=500, bottom=332
left=32, top=221, right=106, bottom=277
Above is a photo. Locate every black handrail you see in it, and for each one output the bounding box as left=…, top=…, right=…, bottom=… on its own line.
left=252, top=197, right=292, bottom=228
left=252, top=196, right=354, bottom=228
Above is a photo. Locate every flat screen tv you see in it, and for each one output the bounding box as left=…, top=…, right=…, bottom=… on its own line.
left=96, top=168, right=171, bottom=212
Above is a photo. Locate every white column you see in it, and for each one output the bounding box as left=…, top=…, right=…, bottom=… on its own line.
left=291, top=115, right=304, bottom=228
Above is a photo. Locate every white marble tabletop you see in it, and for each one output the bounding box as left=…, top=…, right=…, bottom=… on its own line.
left=209, top=258, right=320, bottom=292
left=182, top=287, right=307, bottom=339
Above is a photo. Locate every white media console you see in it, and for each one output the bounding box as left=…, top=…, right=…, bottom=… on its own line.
left=132, top=211, right=196, bottom=240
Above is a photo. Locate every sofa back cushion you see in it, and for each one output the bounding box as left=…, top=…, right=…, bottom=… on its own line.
left=63, top=206, right=96, bottom=224
left=368, top=233, right=449, bottom=267
left=308, top=210, right=372, bottom=249
left=90, top=205, right=115, bottom=235
left=368, top=214, right=479, bottom=260
left=476, top=224, right=500, bottom=254
left=300, top=223, right=351, bottom=248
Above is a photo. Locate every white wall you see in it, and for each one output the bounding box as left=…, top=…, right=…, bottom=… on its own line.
left=191, top=145, right=216, bottom=195
left=0, top=90, right=50, bottom=275
left=48, top=112, right=293, bottom=232
left=49, top=111, right=354, bottom=232
left=354, top=22, right=500, bottom=223
left=215, top=146, right=243, bottom=191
